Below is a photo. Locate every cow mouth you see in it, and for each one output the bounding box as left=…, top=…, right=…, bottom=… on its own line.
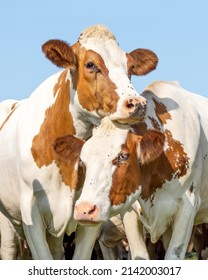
left=116, top=115, right=145, bottom=124
left=97, top=105, right=146, bottom=124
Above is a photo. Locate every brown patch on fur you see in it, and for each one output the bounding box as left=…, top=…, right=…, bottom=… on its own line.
left=164, top=129, right=189, bottom=177
left=109, top=126, right=189, bottom=203
left=71, top=47, right=119, bottom=115
left=153, top=99, right=171, bottom=125
left=53, top=71, right=68, bottom=97
left=139, top=129, right=189, bottom=199
left=109, top=134, right=141, bottom=205
left=140, top=129, right=189, bottom=199
left=31, top=71, right=77, bottom=189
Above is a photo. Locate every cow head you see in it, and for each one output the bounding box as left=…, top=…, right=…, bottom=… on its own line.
left=53, top=117, right=165, bottom=225
left=42, top=24, right=158, bottom=124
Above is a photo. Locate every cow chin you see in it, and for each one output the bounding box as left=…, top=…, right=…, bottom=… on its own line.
left=77, top=220, right=102, bottom=226
left=116, top=117, right=145, bottom=125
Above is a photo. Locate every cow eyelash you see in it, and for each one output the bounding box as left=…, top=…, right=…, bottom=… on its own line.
left=118, top=152, right=129, bottom=161
left=85, top=62, right=100, bottom=73
left=112, top=152, right=129, bottom=165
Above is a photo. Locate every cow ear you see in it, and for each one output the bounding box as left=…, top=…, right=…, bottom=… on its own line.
left=42, top=39, right=77, bottom=70
left=129, top=48, right=158, bottom=76
left=53, top=135, right=84, bottom=162
left=138, top=130, right=165, bottom=164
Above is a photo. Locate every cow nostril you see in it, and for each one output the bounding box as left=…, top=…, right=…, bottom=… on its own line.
left=127, top=103, right=134, bottom=109
left=126, top=99, right=135, bottom=109
left=88, top=205, right=96, bottom=215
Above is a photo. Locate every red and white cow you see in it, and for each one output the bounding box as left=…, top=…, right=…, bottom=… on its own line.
left=0, top=24, right=158, bottom=259
left=57, top=80, right=208, bottom=259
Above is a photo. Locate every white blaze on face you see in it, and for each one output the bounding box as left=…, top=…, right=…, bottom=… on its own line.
left=76, top=118, right=129, bottom=220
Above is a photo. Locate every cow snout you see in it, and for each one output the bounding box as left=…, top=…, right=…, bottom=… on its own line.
left=117, top=97, right=146, bottom=124
left=74, top=202, right=99, bottom=224
left=126, top=98, right=146, bottom=119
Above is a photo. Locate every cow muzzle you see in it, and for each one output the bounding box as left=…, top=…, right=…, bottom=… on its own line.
left=74, top=202, right=100, bottom=225
left=118, top=97, right=147, bottom=124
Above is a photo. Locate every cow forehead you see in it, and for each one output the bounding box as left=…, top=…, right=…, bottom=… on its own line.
left=80, top=37, right=128, bottom=72
left=81, top=134, right=125, bottom=164
left=80, top=121, right=129, bottom=163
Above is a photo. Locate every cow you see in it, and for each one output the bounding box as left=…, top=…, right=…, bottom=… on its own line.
left=55, top=80, right=208, bottom=259
left=0, top=24, right=158, bottom=259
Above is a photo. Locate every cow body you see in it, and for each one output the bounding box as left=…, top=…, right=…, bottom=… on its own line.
left=71, top=80, right=208, bottom=259
left=0, top=25, right=157, bottom=259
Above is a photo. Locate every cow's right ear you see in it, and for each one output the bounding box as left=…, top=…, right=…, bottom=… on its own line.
left=42, top=40, right=77, bottom=70
left=53, top=135, right=84, bottom=162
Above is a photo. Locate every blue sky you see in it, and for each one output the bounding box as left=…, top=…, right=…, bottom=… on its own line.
left=1, top=0, right=208, bottom=102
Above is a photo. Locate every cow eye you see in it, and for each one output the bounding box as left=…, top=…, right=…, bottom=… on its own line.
left=118, top=152, right=129, bottom=162
left=85, top=62, right=100, bottom=73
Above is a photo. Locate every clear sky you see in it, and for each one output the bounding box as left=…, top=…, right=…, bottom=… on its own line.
left=1, top=0, right=208, bottom=102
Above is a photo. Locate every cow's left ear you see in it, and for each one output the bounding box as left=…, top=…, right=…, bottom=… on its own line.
left=53, top=135, right=84, bottom=162
left=129, top=48, right=158, bottom=76
left=138, top=130, right=165, bottom=164
left=42, top=39, right=77, bottom=70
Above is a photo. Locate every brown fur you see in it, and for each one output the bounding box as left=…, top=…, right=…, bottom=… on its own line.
left=153, top=99, right=172, bottom=124
left=53, top=135, right=85, bottom=191
left=71, top=47, right=119, bottom=115
left=53, top=135, right=84, bottom=163
left=139, top=130, right=165, bottom=165
left=164, top=129, right=189, bottom=177
left=128, top=49, right=158, bottom=76
left=109, top=139, right=141, bottom=205
left=110, top=120, right=189, bottom=204
left=42, top=40, right=77, bottom=69
left=31, top=71, right=77, bottom=189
